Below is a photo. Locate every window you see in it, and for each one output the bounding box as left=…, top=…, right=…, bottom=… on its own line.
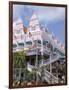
left=13, top=44, right=17, bottom=48
left=34, top=40, right=41, bottom=44
left=43, top=41, right=48, bottom=46
left=18, top=43, right=24, bottom=47
left=37, top=40, right=41, bottom=44
left=26, top=41, right=32, bottom=45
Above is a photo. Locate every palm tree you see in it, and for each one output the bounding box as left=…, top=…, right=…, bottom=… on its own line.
left=13, top=50, right=26, bottom=82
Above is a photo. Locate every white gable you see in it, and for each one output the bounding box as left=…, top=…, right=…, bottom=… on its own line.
left=13, top=18, right=25, bottom=43
left=28, top=14, right=40, bottom=32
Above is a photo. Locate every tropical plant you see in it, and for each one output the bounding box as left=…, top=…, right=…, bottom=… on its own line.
left=13, top=50, right=26, bottom=81
left=13, top=50, right=26, bottom=68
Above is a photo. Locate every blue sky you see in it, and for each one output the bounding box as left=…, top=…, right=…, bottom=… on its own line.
left=13, top=5, right=65, bottom=44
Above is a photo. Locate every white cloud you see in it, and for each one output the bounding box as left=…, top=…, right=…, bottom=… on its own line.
left=34, top=7, right=65, bottom=24
left=13, top=5, right=65, bottom=25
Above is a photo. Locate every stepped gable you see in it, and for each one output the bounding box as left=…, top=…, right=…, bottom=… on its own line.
left=13, top=18, right=25, bottom=43
left=13, top=18, right=24, bottom=33
left=16, top=18, right=24, bottom=31
left=28, top=14, right=40, bottom=31
left=13, top=16, right=64, bottom=51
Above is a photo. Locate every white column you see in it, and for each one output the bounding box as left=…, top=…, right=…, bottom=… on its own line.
left=41, top=38, right=43, bottom=65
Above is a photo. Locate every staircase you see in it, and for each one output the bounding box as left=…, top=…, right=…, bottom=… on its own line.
left=40, top=55, right=60, bottom=67
left=40, top=54, right=65, bottom=67
left=27, top=52, right=65, bottom=83
left=42, top=68, right=58, bottom=83
left=27, top=63, right=58, bottom=84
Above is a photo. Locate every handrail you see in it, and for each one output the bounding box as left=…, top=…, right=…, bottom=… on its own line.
left=40, top=54, right=60, bottom=67
left=26, top=63, right=58, bottom=83
left=44, top=69, right=58, bottom=81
